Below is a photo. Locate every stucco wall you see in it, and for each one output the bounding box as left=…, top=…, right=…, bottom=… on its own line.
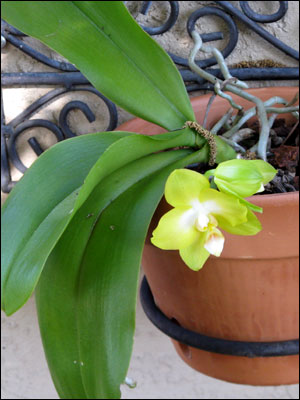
left=1, top=2, right=299, bottom=399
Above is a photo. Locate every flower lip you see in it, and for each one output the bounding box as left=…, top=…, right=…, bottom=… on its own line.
left=204, top=229, right=224, bottom=256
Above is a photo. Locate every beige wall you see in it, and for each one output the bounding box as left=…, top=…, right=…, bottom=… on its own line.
left=1, top=1, right=299, bottom=203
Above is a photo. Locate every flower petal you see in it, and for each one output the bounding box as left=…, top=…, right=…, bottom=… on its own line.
left=179, top=232, right=210, bottom=271
left=215, top=177, right=262, bottom=198
left=248, top=160, right=277, bottom=184
left=204, top=228, right=224, bottom=256
left=165, top=169, right=210, bottom=207
left=214, top=181, right=263, bottom=213
left=256, top=183, right=265, bottom=193
left=198, top=188, right=248, bottom=227
left=151, top=207, right=199, bottom=250
left=214, top=159, right=263, bottom=197
left=218, top=208, right=262, bottom=236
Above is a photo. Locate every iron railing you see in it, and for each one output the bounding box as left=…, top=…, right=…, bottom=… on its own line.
left=1, top=1, right=299, bottom=192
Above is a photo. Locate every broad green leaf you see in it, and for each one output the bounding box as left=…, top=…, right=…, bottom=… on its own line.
left=2, top=1, right=195, bottom=130
left=214, top=136, right=237, bottom=163
left=73, top=128, right=198, bottom=212
left=74, top=131, right=237, bottom=212
left=1, top=131, right=133, bottom=315
left=35, top=148, right=206, bottom=399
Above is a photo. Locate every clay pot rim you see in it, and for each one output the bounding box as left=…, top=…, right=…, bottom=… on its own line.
left=191, top=87, right=299, bottom=205
left=118, top=86, right=299, bottom=205
left=247, top=190, right=299, bottom=205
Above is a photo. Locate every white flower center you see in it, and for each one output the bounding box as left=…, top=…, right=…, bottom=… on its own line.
left=189, top=198, right=218, bottom=232
left=179, top=208, right=198, bottom=230
left=196, top=213, right=210, bottom=231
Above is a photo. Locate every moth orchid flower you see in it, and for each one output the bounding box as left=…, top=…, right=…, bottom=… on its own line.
left=151, top=169, right=259, bottom=271
left=205, top=159, right=277, bottom=213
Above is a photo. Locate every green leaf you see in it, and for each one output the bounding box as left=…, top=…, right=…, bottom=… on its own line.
left=35, top=149, right=204, bottom=399
left=1, top=131, right=133, bottom=315
left=2, top=1, right=195, bottom=130
left=214, top=136, right=237, bottom=163
left=73, top=128, right=197, bottom=212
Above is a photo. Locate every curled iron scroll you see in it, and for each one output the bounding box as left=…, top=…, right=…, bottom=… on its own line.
left=215, top=1, right=298, bottom=60
left=1, top=1, right=299, bottom=192
left=1, top=86, right=118, bottom=192
left=239, top=1, right=288, bottom=23
left=7, top=119, right=64, bottom=173
left=139, top=1, right=179, bottom=35
left=172, top=6, right=238, bottom=68
left=136, top=1, right=298, bottom=63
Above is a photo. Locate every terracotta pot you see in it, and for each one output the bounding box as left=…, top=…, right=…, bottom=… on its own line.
left=119, top=87, right=299, bottom=386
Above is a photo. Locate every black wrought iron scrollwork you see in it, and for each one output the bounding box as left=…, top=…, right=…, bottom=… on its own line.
left=59, top=101, right=96, bottom=138
left=139, top=1, right=179, bottom=35
left=173, top=6, right=239, bottom=68
left=7, top=119, right=64, bottom=174
left=1, top=85, right=118, bottom=192
left=215, top=1, right=298, bottom=60
left=1, top=1, right=299, bottom=192
left=1, top=20, right=78, bottom=71
left=239, top=1, right=288, bottom=23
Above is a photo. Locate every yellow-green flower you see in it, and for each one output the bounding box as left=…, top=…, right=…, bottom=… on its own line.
left=205, top=159, right=277, bottom=213
left=151, top=169, right=261, bottom=271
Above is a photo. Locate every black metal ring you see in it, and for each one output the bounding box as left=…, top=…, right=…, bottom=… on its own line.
left=140, top=276, right=299, bottom=358
left=139, top=1, right=179, bottom=36
left=239, top=1, right=288, bottom=23
left=170, top=6, right=238, bottom=68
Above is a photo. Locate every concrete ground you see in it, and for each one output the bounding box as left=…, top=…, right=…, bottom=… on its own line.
left=1, top=284, right=299, bottom=399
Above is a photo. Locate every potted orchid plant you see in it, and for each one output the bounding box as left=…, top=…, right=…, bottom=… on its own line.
left=1, top=1, right=298, bottom=398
